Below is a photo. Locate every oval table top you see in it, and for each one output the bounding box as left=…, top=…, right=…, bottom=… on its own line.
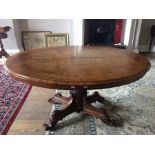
left=5, top=46, right=151, bottom=90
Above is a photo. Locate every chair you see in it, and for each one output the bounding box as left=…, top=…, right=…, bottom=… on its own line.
left=0, top=26, right=11, bottom=58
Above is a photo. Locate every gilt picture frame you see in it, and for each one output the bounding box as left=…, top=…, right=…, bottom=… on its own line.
left=22, top=31, right=52, bottom=50
left=46, top=33, right=69, bottom=47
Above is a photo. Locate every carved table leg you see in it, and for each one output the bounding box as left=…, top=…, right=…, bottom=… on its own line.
left=84, top=94, right=122, bottom=126
left=48, top=93, right=72, bottom=106
left=44, top=89, right=121, bottom=131
left=86, top=91, right=105, bottom=103
left=44, top=89, right=86, bottom=130
left=83, top=101, right=114, bottom=126
left=43, top=101, right=76, bottom=130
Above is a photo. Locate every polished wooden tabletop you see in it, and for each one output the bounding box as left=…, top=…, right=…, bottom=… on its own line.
left=5, top=46, right=151, bottom=89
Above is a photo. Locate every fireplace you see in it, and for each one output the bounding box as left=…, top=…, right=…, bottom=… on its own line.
left=84, top=19, right=123, bottom=46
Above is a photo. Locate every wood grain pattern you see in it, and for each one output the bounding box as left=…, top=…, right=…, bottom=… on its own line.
left=5, top=46, right=150, bottom=89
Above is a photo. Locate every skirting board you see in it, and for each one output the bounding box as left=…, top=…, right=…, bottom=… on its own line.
left=138, top=45, right=155, bottom=52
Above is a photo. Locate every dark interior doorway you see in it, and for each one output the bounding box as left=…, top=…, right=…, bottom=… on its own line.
left=84, top=19, right=123, bottom=47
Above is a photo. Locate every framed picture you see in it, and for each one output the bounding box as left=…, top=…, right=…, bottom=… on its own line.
left=46, top=33, right=69, bottom=47
left=22, top=31, right=52, bottom=50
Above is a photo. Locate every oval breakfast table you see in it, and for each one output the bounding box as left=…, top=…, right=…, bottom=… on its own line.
left=5, top=46, right=151, bottom=131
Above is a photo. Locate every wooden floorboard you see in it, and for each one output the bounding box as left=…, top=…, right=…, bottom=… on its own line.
left=8, top=86, right=56, bottom=135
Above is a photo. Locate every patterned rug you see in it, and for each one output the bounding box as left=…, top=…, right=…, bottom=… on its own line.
left=0, top=65, right=32, bottom=134
left=47, top=59, right=155, bottom=135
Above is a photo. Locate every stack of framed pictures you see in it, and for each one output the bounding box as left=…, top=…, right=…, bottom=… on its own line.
left=22, top=31, right=69, bottom=51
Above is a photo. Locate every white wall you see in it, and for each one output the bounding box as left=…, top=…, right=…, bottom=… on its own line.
left=124, top=19, right=142, bottom=53
left=12, top=19, right=23, bottom=50
left=0, top=19, right=83, bottom=55
left=19, top=19, right=70, bottom=32
left=19, top=19, right=76, bottom=45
